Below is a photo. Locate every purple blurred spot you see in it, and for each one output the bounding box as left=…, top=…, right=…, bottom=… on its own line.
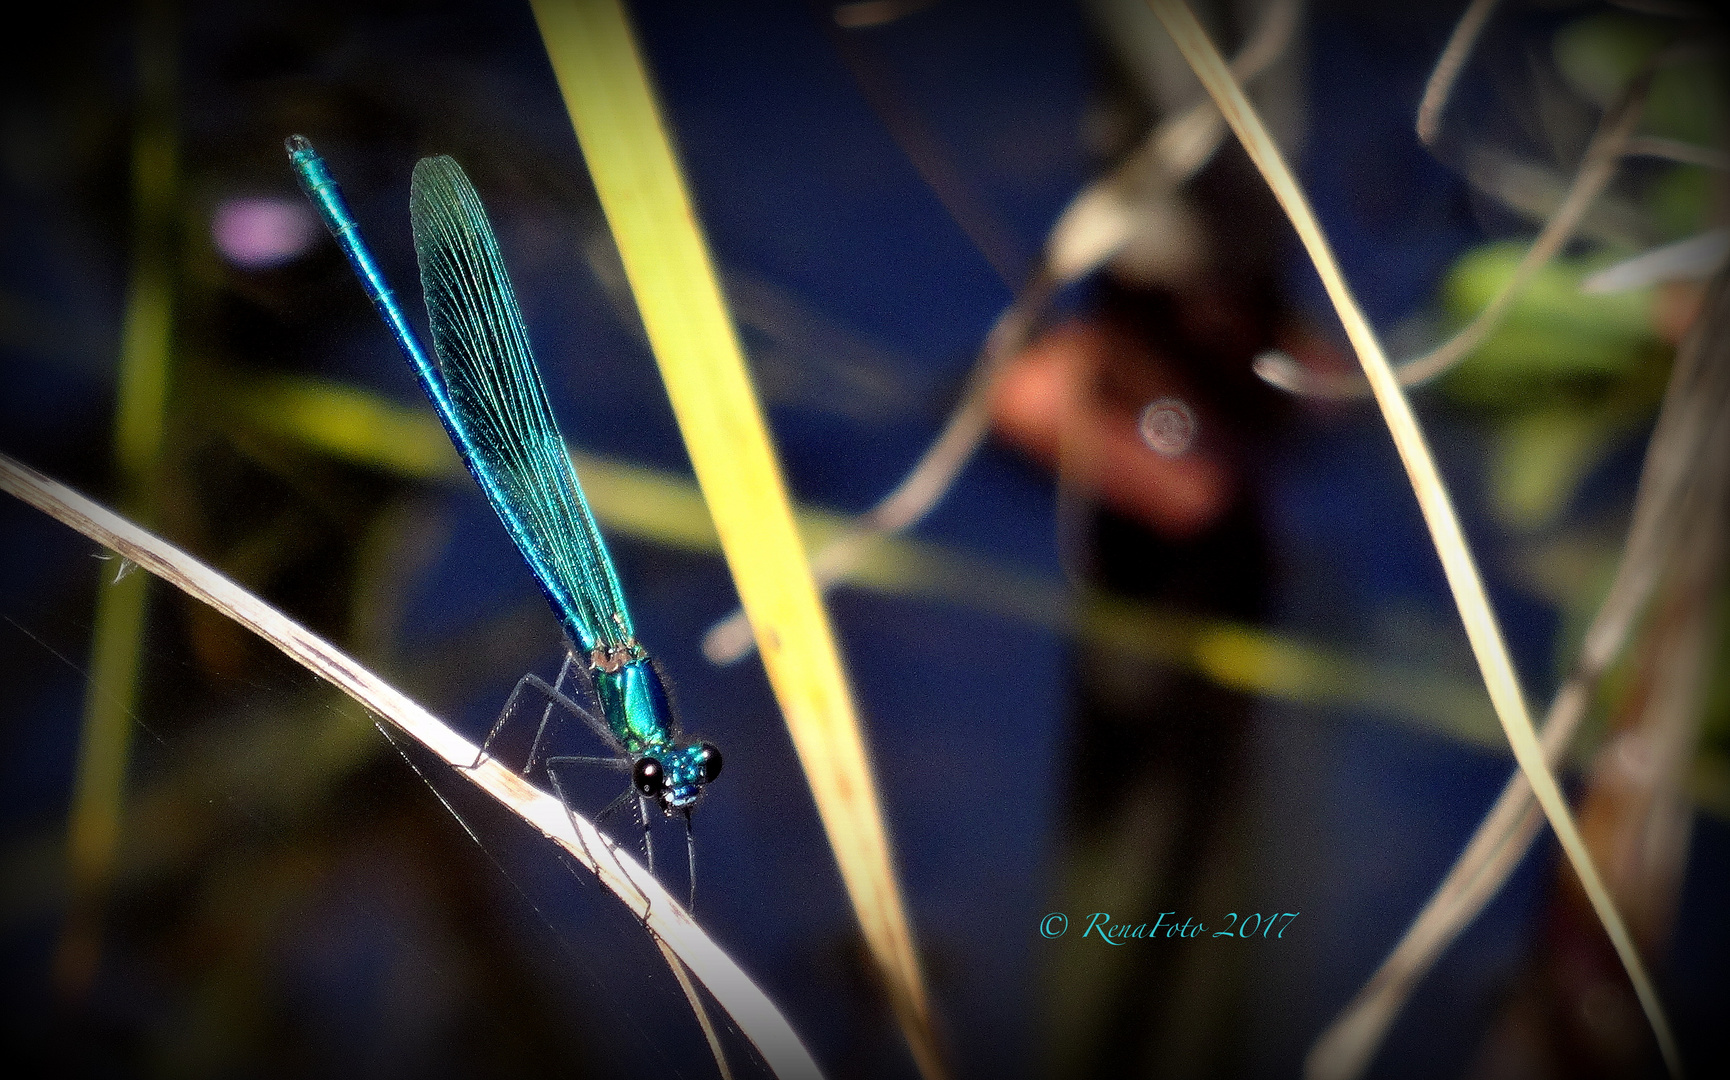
left=212, top=196, right=317, bottom=269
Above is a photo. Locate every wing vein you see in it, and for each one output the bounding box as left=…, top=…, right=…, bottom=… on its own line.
left=408, top=155, right=634, bottom=654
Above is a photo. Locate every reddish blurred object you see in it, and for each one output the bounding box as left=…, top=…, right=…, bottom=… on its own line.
left=989, top=317, right=1235, bottom=540
left=1652, top=280, right=1706, bottom=347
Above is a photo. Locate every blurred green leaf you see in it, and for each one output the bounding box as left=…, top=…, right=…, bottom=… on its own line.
left=234, top=375, right=462, bottom=479
left=1441, top=241, right=1661, bottom=399
left=1649, top=165, right=1716, bottom=240
left=1555, top=12, right=1724, bottom=146
left=1553, top=13, right=1669, bottom=110
left=1510, top=531, right=1622, bottom=666
left=1645, top=55, right=1728, bottom=146
left=1487, top=408, right=1623, bottom=530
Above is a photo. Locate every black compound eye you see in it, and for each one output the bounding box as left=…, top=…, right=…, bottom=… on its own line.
left=632, top=757, right=665, bottom=798
left=696, top=743, right=723, bottom=784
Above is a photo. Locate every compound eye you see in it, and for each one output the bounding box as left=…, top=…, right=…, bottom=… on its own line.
left=632, top=757, right=665, bottom=798
left=696, top=743, right=723, bottom=784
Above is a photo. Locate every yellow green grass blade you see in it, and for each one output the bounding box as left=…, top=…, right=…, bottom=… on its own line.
left=527, top=2, right=942, bottom=1076
left=57, top=2, right=178, bottom=1000
left=1142, top=1, right=1680, bottom=1074
left=238, top=376, right=1730, bottom=774
left=225, top=374, right=1570, bottom=761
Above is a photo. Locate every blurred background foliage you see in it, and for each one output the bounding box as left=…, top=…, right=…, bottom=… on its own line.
left=0, top=1, right=1725, bottom=1078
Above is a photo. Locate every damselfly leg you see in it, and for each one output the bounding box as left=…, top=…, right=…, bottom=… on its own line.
left=553, top=776, right=654, bottom=923
left=472, top=656, right=703, bottom=909
left=468, top=651, right=621, bottom=772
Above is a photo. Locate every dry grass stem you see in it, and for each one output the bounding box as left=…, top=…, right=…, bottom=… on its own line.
left=57, top=5, right=180, bottom=999
left=1051, top=0, right=1300, bottom=281
left=1143, top=1, right=1681, bottom=1074
left=1257, top=61, right=1653, bottom=399
left=1415, top=0, right=1502, bottom=146
left=1623, top=135, right=1730, bottom=171
left=0, top=452, right=823, bottom=1080
left=1305, top=267, right=1730, bottom=1080
left=1592, top=492, right=1724, bottom=937
left=655, top=937, right=736, bottom=1080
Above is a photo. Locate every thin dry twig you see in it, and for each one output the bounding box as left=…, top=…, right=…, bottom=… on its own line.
left=1415, top=0, right=1502, bottom=146
left=824, top=6, right=1027, bottom=287
left=1048, top=0, right=1301, bottom=281
left=1257, top=60, right=1655, bottom=399
left=703, top=268, right=1054, bottom=664
left=1623, top=135, right=1730, bottom=171
left=0, top=452, right=822, bottom=1080
left=1142, top=2, right=1681, bottom=1074
left=1305, top=266, right=1730, bottom=1080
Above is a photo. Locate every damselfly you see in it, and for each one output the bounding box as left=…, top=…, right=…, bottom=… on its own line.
left=285, top=135, right=721, bottom=905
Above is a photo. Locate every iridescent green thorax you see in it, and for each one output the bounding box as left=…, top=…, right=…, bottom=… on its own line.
left=594, top=657, right=673, bottom=755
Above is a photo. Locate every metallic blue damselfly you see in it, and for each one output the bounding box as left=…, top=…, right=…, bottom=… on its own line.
left=285, top=135, right=721, bottom=905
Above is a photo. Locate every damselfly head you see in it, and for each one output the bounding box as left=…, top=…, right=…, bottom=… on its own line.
left=633, top=742, right=723, bottom=812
